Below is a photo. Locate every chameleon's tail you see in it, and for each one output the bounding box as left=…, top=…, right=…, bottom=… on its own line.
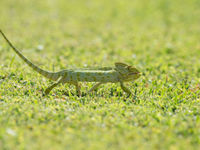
left=0, top=30, right=60, bottom=81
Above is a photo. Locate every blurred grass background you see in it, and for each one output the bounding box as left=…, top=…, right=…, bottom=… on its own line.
left=0, top=0, right=200, bottom=149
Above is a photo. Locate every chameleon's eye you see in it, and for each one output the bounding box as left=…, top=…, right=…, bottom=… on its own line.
left=128, top=67, right=140, bottom=73
left=127, top=66, right=132, bottom=70
left=128, top=66, right=136, bottom=72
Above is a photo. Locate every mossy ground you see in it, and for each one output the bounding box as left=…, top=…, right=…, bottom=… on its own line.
left=0, top=0, right=200, bottom=149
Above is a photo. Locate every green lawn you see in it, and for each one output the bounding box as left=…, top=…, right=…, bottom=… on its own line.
left=0, top=0, right=200, bottom=149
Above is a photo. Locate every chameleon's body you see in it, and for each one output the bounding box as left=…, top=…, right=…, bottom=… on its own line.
left=0, top=30, right=141, bottom=96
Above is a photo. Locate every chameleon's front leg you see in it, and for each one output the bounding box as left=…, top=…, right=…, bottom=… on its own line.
left=88, top=82, right=102, bottom=93
left=45, top=77, right=63, bottom=95
left=120, top=81, right=132, bottom=96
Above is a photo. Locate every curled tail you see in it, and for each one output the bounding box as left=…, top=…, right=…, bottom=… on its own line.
left=0, top=30, right=60, bottom=81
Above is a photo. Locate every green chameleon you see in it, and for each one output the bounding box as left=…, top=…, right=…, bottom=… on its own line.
left=0, top=30, right=141, bottom=96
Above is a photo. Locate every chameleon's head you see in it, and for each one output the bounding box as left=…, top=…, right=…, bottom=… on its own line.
left=115, top=62, right=141, bottom=82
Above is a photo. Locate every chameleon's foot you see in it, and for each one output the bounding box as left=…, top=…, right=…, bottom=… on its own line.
left=126, top=93, right=131, bottom=98
left=43, top=87, right=54, bottom=96
left=44, top=89, right=51, bottom=95
left=120, top=82, right=132, bottom=96
left=76, top=90, right=81, bottom=97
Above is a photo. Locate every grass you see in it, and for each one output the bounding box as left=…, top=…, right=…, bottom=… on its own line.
left=0, top=0, right=200, bottom=149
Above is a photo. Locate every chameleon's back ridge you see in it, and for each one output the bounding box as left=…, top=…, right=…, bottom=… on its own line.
left=0, top=30, right=141, bottom=96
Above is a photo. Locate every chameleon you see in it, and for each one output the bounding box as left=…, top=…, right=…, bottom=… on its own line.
left=0, top=30, right=141, bottom=96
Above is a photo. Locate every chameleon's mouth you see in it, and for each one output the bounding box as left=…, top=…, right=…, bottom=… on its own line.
left=129, top=72, right=141, bottom=75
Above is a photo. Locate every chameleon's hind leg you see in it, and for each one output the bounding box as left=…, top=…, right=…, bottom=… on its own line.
left=120, top=81, right=132, bottom=96
left=88, top=82, right=102, bottom=93
left=71, top=82, right=81, bottom=97
left=75, top=82, right=81, bottom=97
left=45, top=77, right=63, bottom=95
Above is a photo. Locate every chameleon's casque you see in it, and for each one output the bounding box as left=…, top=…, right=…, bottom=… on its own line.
left=0, top=30, right=141, bottom=96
